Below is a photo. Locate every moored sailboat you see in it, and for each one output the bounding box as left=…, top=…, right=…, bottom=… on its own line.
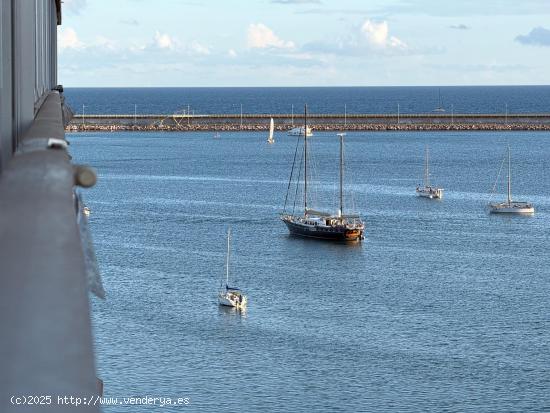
left=433, top=88, right=445, bottom=112
left=416, top=146, right=444, bottom=199
left=218, top=228, right=247, bottom=309
left=488, top=146, right=534, bottom=214
left=288, top=126, right=313, bottom=137
left=280, top=106, right=364, bottom=242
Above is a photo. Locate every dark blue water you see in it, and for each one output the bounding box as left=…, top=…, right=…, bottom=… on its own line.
left=70, top=130, right=550, bottom=412
left=64, top=86, right=550, bottom=116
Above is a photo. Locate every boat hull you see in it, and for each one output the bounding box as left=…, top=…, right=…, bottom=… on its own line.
left=416, top=187, right=443, bottom=200
left=218, top=292, right=247, bottom=309
left=282, top=218, right=363, bottom=241
left=488, top=202, right=534, bottom=214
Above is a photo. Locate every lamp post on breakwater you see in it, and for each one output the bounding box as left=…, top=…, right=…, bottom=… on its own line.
left=81, top=104, right=86, bottom=127
left=344, top=104, right=347, bottom=128
left=397, top=103, right=400, bottom=124
left=240, top=103, right=243, bottom=130
left=451, top=104, right=454, bottom=125
left=505, top=103, right=508, bottom=126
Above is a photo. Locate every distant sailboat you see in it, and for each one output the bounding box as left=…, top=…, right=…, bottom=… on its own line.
left=288, top=126, right=313, bottom=137
left=281, top=106, right=365, bottom=242
left=433, top=88, right=445, bottom=112
left=218, top=228, right=247, bottom=309
left=267, top=117, right=275, bottom=144
left=488, top=146, right=534, bottom=214
left=213, top=132, right=221, bottom=139
left=416, top=146, right=444, bottom=199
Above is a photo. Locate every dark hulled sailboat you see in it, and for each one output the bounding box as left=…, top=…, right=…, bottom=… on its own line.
left=280, top=105, right=365, bottom=241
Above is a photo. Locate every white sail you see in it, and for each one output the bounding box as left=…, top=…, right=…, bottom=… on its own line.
left=268, top=118, right=275, bottom=143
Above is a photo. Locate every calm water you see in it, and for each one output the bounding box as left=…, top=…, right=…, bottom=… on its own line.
left=64, top=86, right=550, bottom=115
left=70, top=130, right=550, bottom=412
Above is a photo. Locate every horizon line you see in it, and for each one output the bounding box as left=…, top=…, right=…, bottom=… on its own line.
left=62, top=84, right=550, bottom=89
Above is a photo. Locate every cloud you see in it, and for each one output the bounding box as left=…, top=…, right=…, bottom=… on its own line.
left=144, top=32, right=211, bottom=56
left=297, top=8, right=370, bottom=15
left=58, top=27, right=84, bottom=50
left=59, top=29, right=212, bottom=69
left=450, top=24, right=469, bottom=30
left=271, top=0, right=322, bottom=3
left=428, top=63, right=528, bottom=73
left=190, top=41, right=211, bottom=55
left=373, top=0, right=549, bottom=17
left=62, top=0, right=87, bottom=15
left=247, top=23, right=295, bottom=49
left=515, top=27, right=550, bottom=47
left=303, top=18, right=408, bottom=56
left=361, top=20, right=406, bottom=49
left=120, top=19, right=140, bottom=26
left=154, top=31, right=175, bottom=50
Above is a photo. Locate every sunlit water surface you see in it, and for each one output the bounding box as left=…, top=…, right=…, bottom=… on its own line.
left=70, top=131, right=550, bottom=412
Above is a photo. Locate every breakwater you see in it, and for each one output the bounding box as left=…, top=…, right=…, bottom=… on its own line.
left=66, top=113, right=550, bottom=132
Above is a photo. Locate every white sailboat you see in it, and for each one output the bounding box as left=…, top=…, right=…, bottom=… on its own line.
left=488, top=146, right=534, bottom=214
left=433, top=88, right=445, bottom=112
left=218, top=228, right=247, bottom=309
left=267, top=117, right=275, bottom=144
left=416, top=146, right=444, bottom=199
left=288, top=126, right=313, bottom=137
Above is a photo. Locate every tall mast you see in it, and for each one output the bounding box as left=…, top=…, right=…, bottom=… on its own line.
left=507, top=146, right=512, bottom=204
left=425, top=146, right=430, bottom=187
left=225, top=228, right=231, bottom=286
left=338, top=133, right=345, bottom=217
left=304, top=105, right=308, bottom=215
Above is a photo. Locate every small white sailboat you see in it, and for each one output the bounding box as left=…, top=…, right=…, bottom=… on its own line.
left=416, top=146, right=444, bottom=199
left=267, top=117, right=275, bottom=144
left=433, top=88, right=445, bottom=113
left=218, top=228, right=247, bottom=309
left=488, top=146, right=534, bottom=214
left=288, top=126, right=313, bottom=137
left=213, top=132, right=221, bottom=139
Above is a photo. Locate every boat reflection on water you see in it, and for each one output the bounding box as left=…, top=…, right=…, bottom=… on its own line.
left=218, top=303, right=247, bottom=317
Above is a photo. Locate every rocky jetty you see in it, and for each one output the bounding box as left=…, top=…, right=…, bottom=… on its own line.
left=66, top=122, right=550, bottom=133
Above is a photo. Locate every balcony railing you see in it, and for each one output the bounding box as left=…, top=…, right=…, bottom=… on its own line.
left=0, top=91, right=100, bottom=412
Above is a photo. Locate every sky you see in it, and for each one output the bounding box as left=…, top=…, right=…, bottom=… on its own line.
left=58, top=0, right=550, bottom=87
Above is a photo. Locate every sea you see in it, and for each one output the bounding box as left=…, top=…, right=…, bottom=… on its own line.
left=68, top=87, right=550, bottom=413
left=64, top=86, right=550, bottom=115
